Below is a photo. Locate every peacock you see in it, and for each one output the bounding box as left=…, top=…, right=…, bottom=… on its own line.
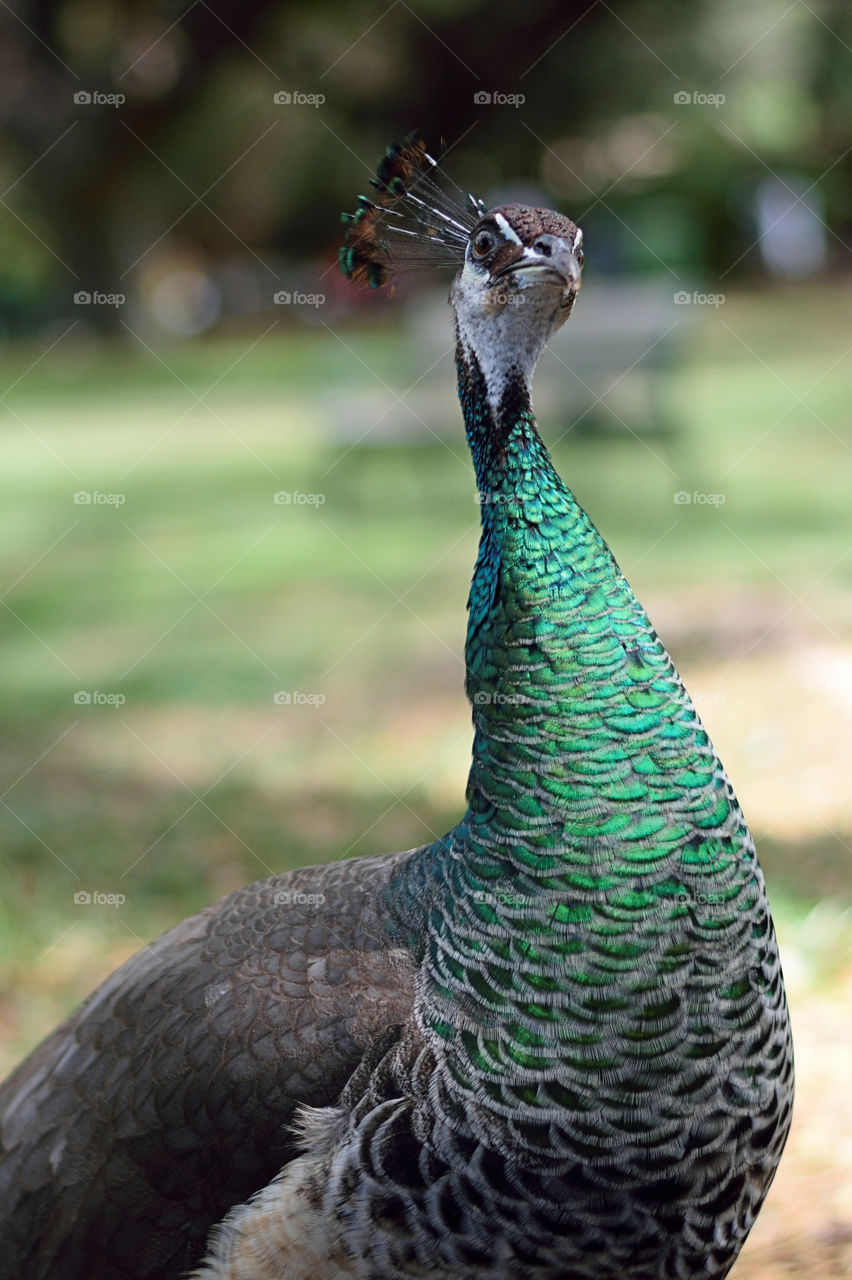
left=0, top=135, right=793, bottom=1280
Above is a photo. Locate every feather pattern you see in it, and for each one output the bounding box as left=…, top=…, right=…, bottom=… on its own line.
left=339, top=133, right=480, bottom=287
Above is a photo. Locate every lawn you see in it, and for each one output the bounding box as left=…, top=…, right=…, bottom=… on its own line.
left=0, top=280, right=850, bottom=1273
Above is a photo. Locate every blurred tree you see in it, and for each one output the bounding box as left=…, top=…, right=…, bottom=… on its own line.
left=0, top=0, right=849, bottom=333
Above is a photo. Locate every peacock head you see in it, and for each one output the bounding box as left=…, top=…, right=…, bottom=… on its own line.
left=339, top=135, right=583, bottom=391
left=452, top=204, right=581, bottom=323
left=450, top=203, right=582, bottom=399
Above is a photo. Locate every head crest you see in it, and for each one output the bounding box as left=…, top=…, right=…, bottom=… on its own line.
left=339, top=133, right=484, bottom=289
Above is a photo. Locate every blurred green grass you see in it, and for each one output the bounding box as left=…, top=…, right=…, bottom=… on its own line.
left=1, top=281, right=850, bottom=1072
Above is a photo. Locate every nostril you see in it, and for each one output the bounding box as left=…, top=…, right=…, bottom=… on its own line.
left=534, top=238, right=553, bottom=257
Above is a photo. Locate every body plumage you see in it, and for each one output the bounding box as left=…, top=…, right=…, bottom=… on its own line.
left=0, top=137, right=792, bottom=1280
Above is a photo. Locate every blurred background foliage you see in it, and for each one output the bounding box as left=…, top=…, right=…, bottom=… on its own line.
left=0, top=0, right=850, bottom=331
left=1, top=1, right=851, bottom=1274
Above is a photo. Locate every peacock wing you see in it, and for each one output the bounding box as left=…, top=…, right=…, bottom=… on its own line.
left=0, top=848, right=420, bottom=1280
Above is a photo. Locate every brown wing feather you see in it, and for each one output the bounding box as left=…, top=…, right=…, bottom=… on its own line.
left=0, top=850, right=420, bottom=1280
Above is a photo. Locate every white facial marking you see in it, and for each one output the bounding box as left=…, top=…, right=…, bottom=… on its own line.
left=494, top=212, right=522, bottom=246
left=573, top=227, right=583, bottom=252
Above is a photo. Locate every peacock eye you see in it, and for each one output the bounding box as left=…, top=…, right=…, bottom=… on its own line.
left=472, top=229, right=494, bottom=258
left=575, top=249, right=585, bottom=268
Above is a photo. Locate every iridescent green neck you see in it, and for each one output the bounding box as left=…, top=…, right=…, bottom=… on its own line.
left=454, top=339, right=720, bottom=870
left=458, top=339, right=625, bottom=729
left=389, top=335, right=744, bottom=1089
left=384, top=329, right=748, bottom=1109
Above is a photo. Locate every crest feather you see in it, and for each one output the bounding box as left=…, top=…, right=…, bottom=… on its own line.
left=339, top=133, right=484, bottom=289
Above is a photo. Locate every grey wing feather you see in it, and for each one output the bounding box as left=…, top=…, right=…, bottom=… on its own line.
left=0, top=849, right=420, bottom=1280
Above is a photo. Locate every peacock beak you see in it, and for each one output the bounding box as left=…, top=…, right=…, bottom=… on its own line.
left=491, top=235, right=582, bottom=293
